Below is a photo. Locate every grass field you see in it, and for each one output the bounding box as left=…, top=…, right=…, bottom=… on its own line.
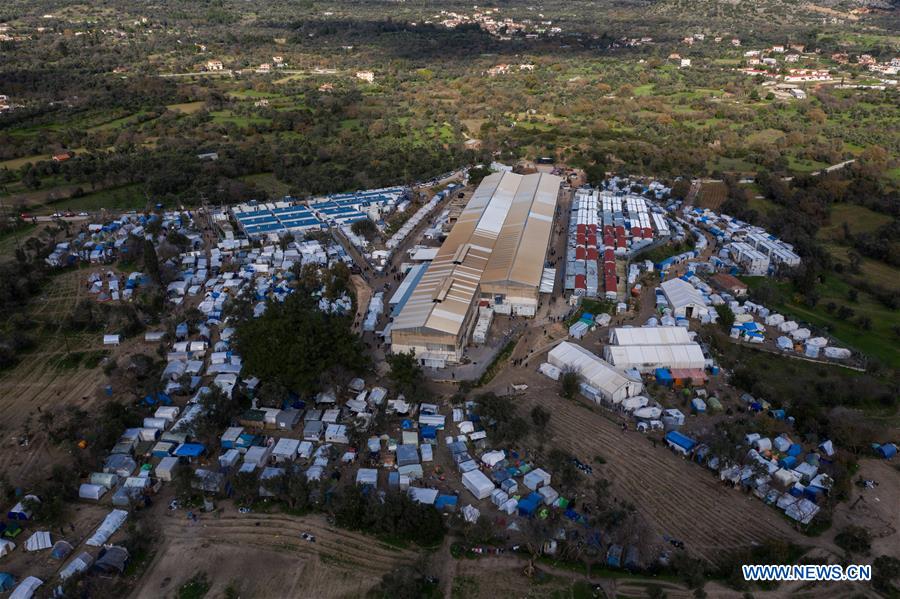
left=742, top=274, right=900, bottom=367
left=41, top=184, right=147, bottom=213
left=240, top=173, right=292, bottom=198
left=0, top=154, right=51, bottom=170
left=817, top=204, right=892, bottom=240
left=166, top=101, right=207, bottom=114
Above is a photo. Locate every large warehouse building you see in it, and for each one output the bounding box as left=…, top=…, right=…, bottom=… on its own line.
left=390, top=171, right=562, bottom=367
left=603, top=326, right=706, bottom=373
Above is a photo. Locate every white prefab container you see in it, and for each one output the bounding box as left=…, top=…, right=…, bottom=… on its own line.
left=156, top=456, right=178, bottom=481
left=523, top=468, right=551, bottom=491
left=138, top=428, right=160, bottom=442
left=461, top=470, right=495, bottom=500
left=491, top=488, right=509, bottom=508
left=218, top=449, right=241, bottom=469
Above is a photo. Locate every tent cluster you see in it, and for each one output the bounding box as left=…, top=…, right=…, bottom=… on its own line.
left=666, top=427, right=838, bottom=526
left=46, top=210, right=202, bottom=268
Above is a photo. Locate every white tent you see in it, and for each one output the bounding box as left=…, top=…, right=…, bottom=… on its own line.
left=604, top=344, right=705, bottom=373
left=408, top=487, right=439, bottom=505
left=24, top=531, right=52, bottom=552
left=461, top=470, right=495, bottom=499
left=86, top=509, right=128, bottom=547
left=0, top=539, right=15, bottom=557
left=462, top=504, right=481, bottom=523
left=609, top=327, right=692, bottom=346
left=10, top=576, right=43, bottom=599
left=660, top=278, right=708, bottom=319
left=60, top=552, right=94, bottom=580
left=78, top=483, right=107, bottom=501
left=538, top=362, right=561, bottom=380
left=548, top=342, right=643, bottom=404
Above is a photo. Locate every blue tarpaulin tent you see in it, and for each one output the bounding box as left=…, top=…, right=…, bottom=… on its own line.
left=655, top=368, right=673, bottom=386
left=665, top=431, right=697, bottom=454
left=434, top=495, right=458, bottom=511
left=174, top=443, right=206, bottom=458
left=0, top=573, right=14, bottom=592
left=518, top=493, right=542, bottom=517
left=787, top=444, right=803, bottom=457
left=875, top=443, right=897, bottom=459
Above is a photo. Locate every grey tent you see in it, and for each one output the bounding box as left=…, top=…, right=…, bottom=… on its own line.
left=93, top=546, right=129, bottom=574
left=50, top=540, right=74, bottom=560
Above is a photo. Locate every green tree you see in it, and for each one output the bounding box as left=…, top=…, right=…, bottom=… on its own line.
left=144, top=239, right=161, bottom=285
left=561, top=370, right=579, bottom=399
left=386, top=351, right=428, bottom=401
left=715, top=304, right=735, bottom=332
left=351, top=218, right=378, bottom=241
left=235, top=293, right=368, bottom=396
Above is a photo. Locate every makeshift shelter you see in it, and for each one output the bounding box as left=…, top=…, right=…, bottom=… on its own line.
left=86, top=510, right=128, bottom=547
left=0, top=573, right=13, bottom=592
left=93, top=546, right=129, bottom=574
left=523, top=468, right=551, bottom=491
left=79, top=483, right=107, bottom=501
left=7, top=496, right=38, bottom=520
left=155, top=456, right=179, bottom=482
left=10, top=576, right=42, bottom=599
left=0, top=540, right=14, bottom=557
left=665, top=431, right=696, bottom=455
left=60, top=552, right=94, bottom=580
left=461, top=470, right=495, bottom=500
left=90, top=472, right=118, bottom=490
left=408, top=488, right=439, bottom=505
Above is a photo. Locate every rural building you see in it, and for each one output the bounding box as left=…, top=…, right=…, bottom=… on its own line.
left=547, top=342, right=643, bottom=404
left=390, top=171, right=561, bottom=366
left=711, top=273, right=748, bottom=297
left=660, top=278, right=708, bottom=319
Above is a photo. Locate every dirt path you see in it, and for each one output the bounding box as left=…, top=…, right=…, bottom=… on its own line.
left=131, top=509, right=418, bottom=598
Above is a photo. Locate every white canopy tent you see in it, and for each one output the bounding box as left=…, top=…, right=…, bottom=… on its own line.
left=547, top=342, right=643, bottom=403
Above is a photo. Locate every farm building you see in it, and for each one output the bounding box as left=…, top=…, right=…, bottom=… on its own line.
left=710, top=273, right=748, bottom=297
left=660, top=278, right=708, bottom=319
left=547, top=342, right=643, bottom=404
left=391, top=171, right=561, bottom=366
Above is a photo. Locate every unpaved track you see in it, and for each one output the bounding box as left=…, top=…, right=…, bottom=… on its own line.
left=131, top=510, right=418, bottom=598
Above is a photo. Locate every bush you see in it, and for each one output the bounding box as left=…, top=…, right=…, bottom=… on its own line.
left=834, top=525, right=871, bottom=555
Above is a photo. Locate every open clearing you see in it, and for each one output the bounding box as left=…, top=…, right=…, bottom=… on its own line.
left=131, top=510, right=418, bottom=598
left=697, top=181, right=728, bottom=211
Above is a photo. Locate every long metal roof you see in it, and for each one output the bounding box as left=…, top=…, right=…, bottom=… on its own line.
left=392, top=171, right=561, bottom=336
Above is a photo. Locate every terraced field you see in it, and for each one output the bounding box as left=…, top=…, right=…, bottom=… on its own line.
left=131, top=511, right=418, bottom=598
left=486, top=364, right=802, bottom=564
